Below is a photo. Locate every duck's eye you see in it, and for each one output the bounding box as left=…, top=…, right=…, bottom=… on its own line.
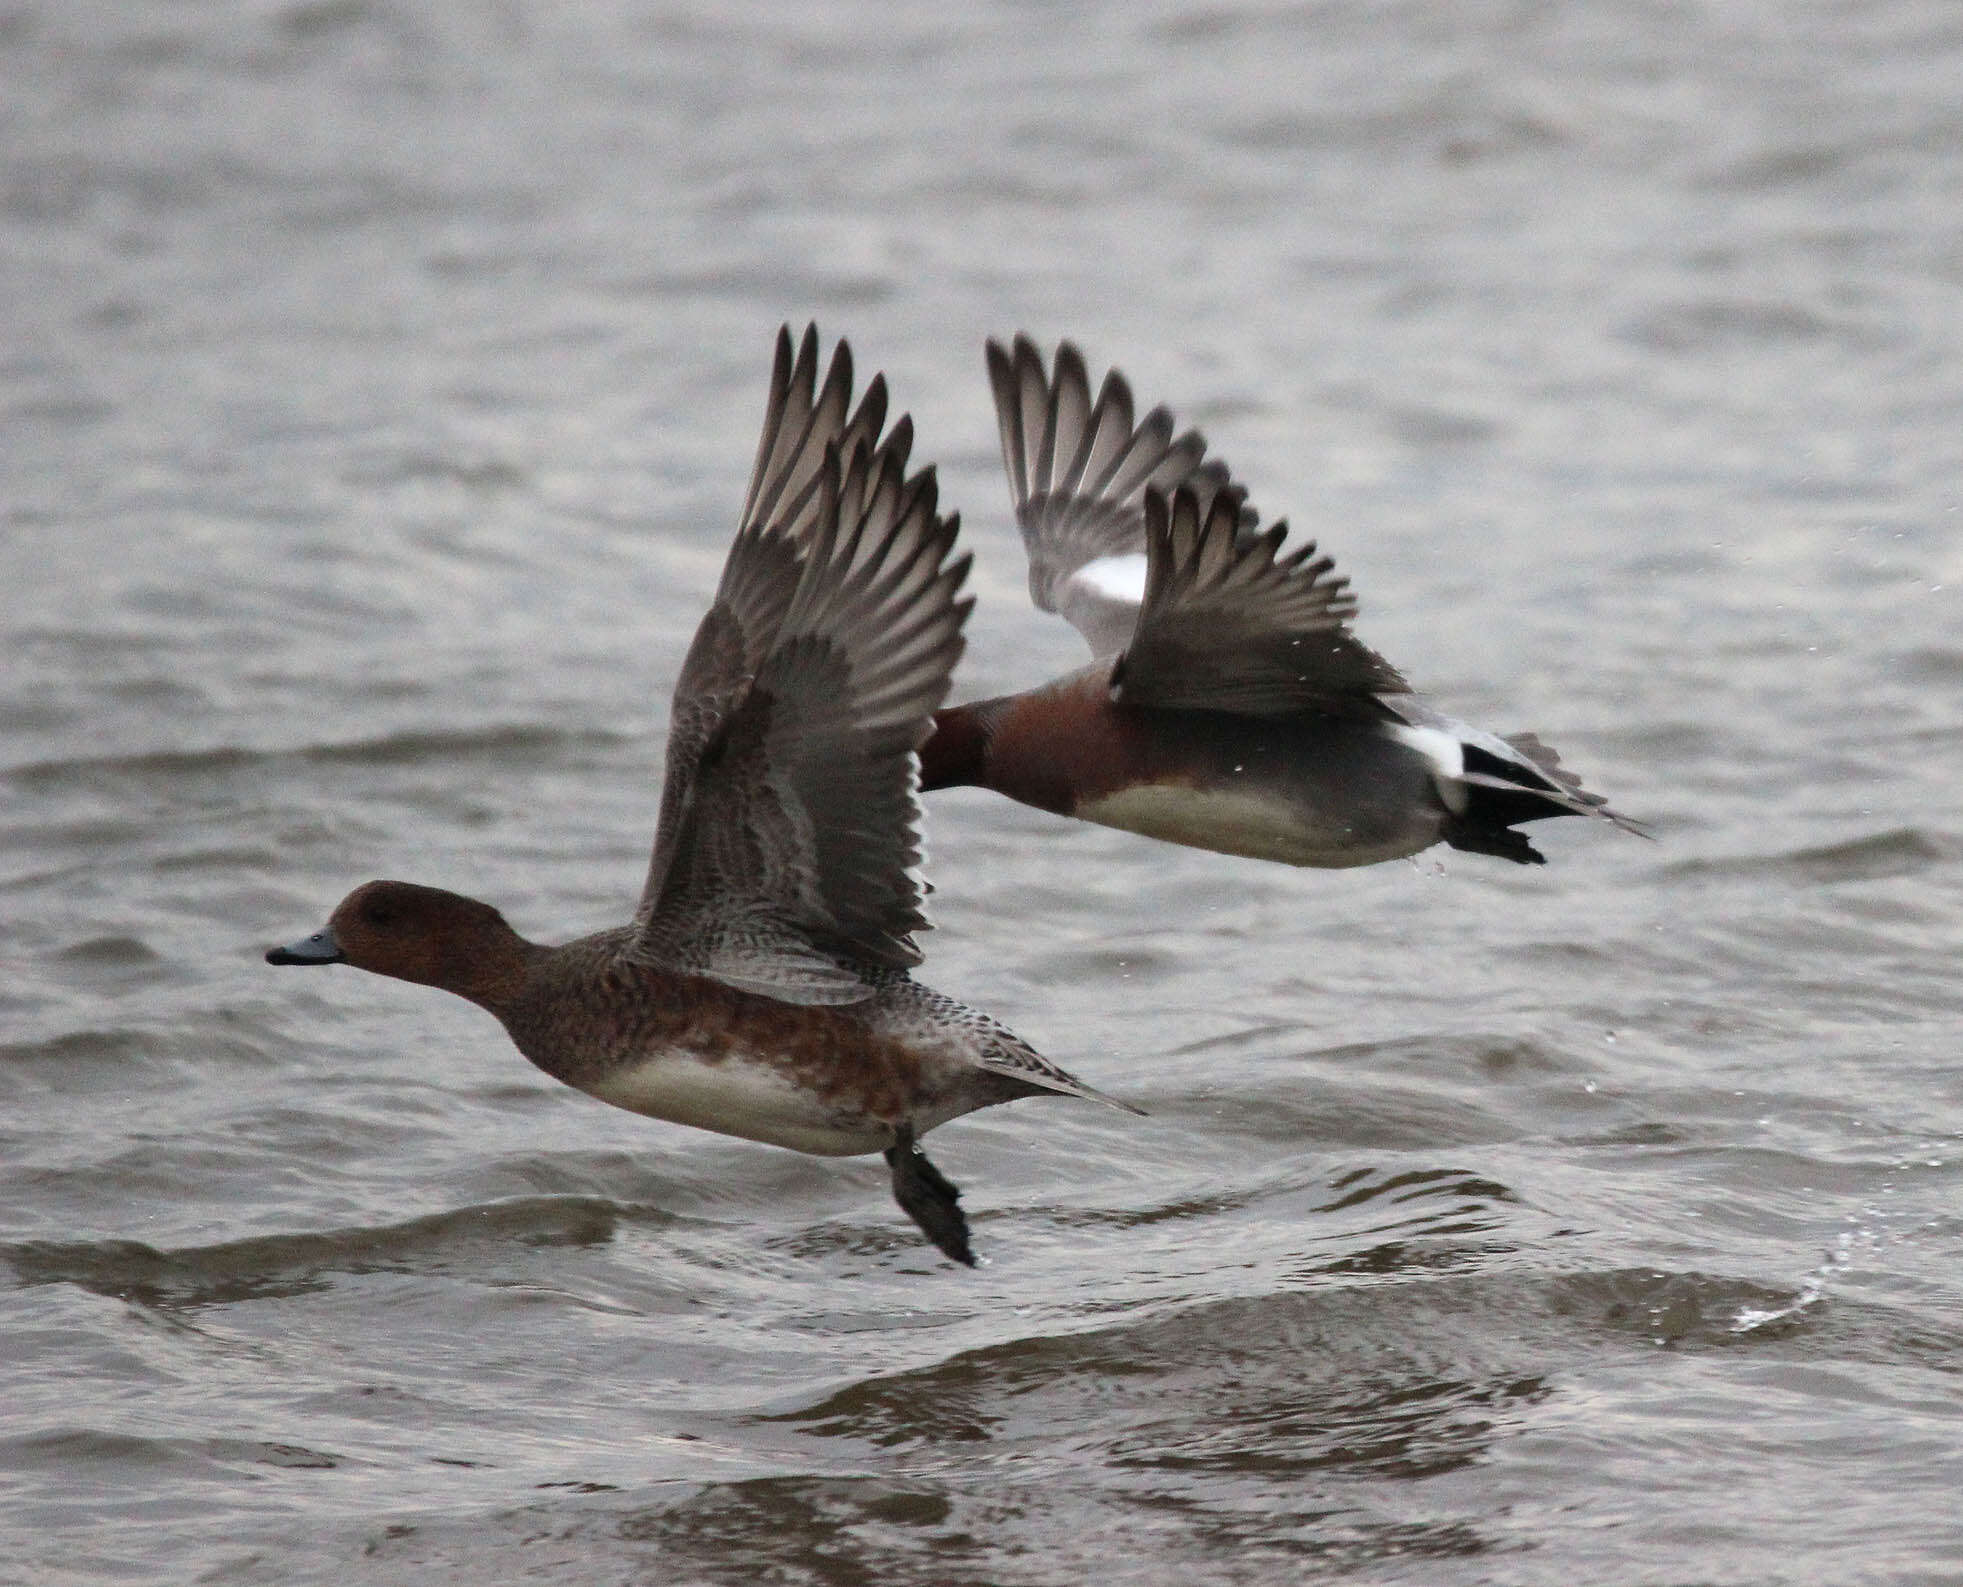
left=362, top=901, right=402, bottom=929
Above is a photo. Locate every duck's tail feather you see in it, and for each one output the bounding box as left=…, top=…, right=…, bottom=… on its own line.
left=1438, top=731, right=1648, bottom=864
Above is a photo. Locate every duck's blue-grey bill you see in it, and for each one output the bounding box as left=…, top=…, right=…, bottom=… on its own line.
left=266, top=928, right=344, bottom=966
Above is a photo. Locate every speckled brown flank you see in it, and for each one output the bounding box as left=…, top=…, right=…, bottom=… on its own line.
left=492, top=929, right=935, bottom=1127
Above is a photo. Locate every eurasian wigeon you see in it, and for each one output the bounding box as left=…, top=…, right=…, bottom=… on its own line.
left=920, top=335, right=1644, bottom=867
left=268, top=327, right=1136, bottom=1267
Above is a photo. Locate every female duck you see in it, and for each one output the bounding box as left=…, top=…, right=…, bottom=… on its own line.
left=269, top=328, right=1134, bottom=1266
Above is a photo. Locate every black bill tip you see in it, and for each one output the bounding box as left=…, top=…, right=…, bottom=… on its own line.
left=266, top=928, right=343, bottom=966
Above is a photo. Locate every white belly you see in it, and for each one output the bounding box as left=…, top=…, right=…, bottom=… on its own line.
left=1079, top=783, right=1430, bottom=868
left=580, top=1051, right=888, bottom=1157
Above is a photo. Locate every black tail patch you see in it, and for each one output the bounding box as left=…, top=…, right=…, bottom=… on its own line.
left=1449, top=740, right=1584, bottom=861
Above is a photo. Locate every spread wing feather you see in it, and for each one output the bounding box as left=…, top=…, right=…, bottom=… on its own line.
left=631, top=435, right=971, bottom=1004
left=1113, top=488, right=1407, bottom=717
left=987, top=334, right=1248, bottom=658
left=740, top=323, right=905, bottom=541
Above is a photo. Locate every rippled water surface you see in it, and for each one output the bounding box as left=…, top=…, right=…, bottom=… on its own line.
left=7, top=2, right=1963, bottom=1582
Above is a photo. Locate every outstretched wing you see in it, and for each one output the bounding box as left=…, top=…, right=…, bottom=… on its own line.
left=631, top=442, right=972, bottom=1004
left=987, top=334, right=1248, bottom=658
left=740, top=323, right=910, bottom=541
left=630, top=324, right=917, bottom=986
left=1112, top=487, right=1408, bottom=718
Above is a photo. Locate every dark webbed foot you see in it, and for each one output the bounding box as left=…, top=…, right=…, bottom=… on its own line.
left=885, top=1124, right=975, bottom=1266
left=1441, top=815, right=1547, bottom=865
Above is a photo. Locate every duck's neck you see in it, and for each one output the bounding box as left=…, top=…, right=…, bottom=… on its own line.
left=413, top=917, right=547, bottom=1018
left=919, top=698, right=1006, bottom=791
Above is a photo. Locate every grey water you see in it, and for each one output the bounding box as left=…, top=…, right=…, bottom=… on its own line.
left=5, top=2, right=1963, bottom=1582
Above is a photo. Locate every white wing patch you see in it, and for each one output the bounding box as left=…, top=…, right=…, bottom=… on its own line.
left=1070, top=552, right=1149, bottom=607
left=1386, top=723, right=1469, bottom=813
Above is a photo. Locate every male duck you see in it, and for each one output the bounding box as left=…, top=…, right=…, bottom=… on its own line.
left=268, top=327, right=1135, bottom=1266
left=920, top=335, right=1643, bottom=867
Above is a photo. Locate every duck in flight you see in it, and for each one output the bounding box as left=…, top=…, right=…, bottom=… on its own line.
left=267, top=327, right=1136, bottom=1267
left=920, top=335, right=1644, bottom=867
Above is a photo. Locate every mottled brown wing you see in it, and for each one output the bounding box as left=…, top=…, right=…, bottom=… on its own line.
left=631, top=443, right=972, bottom=1004
left=987, top=334, right=1248, bottom=659
left=1113, top=487, right=1408, bottom=718
left=628, top=325, right=918, bottom=994
left=632, top=515, right=806, bottom=955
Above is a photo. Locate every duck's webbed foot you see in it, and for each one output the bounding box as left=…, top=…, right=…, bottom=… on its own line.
left=885, top=1123, right=975, bottom=1267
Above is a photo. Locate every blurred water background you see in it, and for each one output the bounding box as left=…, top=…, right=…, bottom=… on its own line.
left=5, top=2, right=1963, bottom=1582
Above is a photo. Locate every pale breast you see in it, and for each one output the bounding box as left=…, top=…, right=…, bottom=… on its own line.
left=579, top=1048, right=892, bottom=1157
left=1078, top=781, right=1436, bottom=868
